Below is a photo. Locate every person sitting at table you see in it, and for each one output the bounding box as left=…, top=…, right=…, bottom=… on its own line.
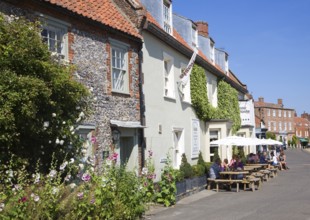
left=279, top=150, right=289, bottom=170
left=209, top=158, right=222, bottom=179
left=259, top=151, right=268, bottom=164
left=270, top=151, right=280, bottom=168
left=233, top=156, right=244, bottom=179
left=229, top=155, right=237, bottom=168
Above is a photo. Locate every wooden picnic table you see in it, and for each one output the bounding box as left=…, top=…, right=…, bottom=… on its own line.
left=246, top=163, right=269, bottom=168
left=244, top=165, right=262, bottom=172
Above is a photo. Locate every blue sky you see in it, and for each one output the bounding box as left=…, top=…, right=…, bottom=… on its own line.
left=173, top=0, right=310, bottom=116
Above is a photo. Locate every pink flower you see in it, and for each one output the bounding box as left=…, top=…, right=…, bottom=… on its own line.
left=81, top=173, right=91, bottom=182
left=77, top=192, right=84, bottom=200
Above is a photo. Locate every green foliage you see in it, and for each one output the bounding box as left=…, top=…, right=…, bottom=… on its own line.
left=232, top=146, right=239, bottom=157
left=156, top=154, right=177, bottom=207
left=0, top=14, right=89, bottom=173
left=212, top=148, right=220, bottom=162
left=192, top=164, right=205, bottom=177
left=288, top=140, right=291, bottom=146
left=174, top=169, right=185, bottom=182
left=197, top=151, right=207, bottom=174
left=216, top=80, right=241, bottom=134
left=0, top=155, right=148, bottom=219
left=266, top=131, right=276, bottom=140
left=190, top=65, right=241, bottom=134
left=140, top=150, right=156, bottom=203
left=190, top=64, right=216, bottom=120
left=179, top=153, right=194, bottom=179
left=292, top=135, right=298, bottom=146
left=238, top=147, right=246, bottom=164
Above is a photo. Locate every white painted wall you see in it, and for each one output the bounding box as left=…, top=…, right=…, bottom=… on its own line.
left=142, top=32, right=206, bottom=181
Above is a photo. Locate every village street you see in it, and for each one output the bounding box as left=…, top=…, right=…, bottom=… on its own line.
left=145, top=149, right=310, bottom=220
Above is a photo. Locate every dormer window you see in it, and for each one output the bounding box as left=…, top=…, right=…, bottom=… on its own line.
left=163, top=0, right=172, bottom=34
left=192, top=25, right=198, bottom=47
left=210, top=42, right=215, bottom=63
left=225, top=54, right=229, bottom=74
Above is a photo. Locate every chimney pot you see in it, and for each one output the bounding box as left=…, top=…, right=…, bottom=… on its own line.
left=196, top=21, right=209, bottom=37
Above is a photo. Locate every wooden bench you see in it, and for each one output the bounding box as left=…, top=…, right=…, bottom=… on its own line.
left=258, top=170, right=271, bottom=181
left=207, top=178, right=243, bottom=192
left=242, top=177, right=261, bottom=192
left=267, top=167, right=278, bottom=177
left=251, top=172, right=265, bottom=182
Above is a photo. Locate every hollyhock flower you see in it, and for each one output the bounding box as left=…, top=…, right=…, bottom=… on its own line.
left=52, top=187, right=59, bottom=195
left=77, top=192, right=84, bottom=200
left=79, top=164, right=84, bottom=170
left=43, top=121, right=49, bottom=128
left=34, top=195, right=40, bottom=202
left=52, top=113, right=56, bottom=117
left=82, top=173, right=91, bottom=182
left=142, top=167, right=148, bottom=175
left=55, top=138, right=60, bottom=145
left=49, top=170, right=57, bottom=178
left=64, top=174, right=71, bottom=182
left=70, top=183, right=76, bottom=189
left=34, top=173, right=40, bottom=184
left=60, top=162, right=68, bottom=170
left=18, top=197, right=27, bottom=203
left=59, top=140, right=64, bottom=145
left=0, top=203, right=5, bottom=212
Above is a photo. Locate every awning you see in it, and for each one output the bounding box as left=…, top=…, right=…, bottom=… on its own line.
left=110, top=120, right=146, bottom=128
left=299, top=138, right=309, bottom=143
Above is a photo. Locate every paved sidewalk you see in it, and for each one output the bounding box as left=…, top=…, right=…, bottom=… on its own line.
left=144, top=148, right=310, bottom=220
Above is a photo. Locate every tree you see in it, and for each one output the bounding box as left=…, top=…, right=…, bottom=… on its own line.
left=0, top=14, right=89, bottom=173
left=266, top=131, right=276, bottom=140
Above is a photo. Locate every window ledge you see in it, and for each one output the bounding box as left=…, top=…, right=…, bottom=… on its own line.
left=112, top=90, right=130, bottom=96
left=164, top=95, right=176, bottom=102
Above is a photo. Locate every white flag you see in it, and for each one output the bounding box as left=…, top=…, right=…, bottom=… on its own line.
left=178, top=48, right=198, bottom=94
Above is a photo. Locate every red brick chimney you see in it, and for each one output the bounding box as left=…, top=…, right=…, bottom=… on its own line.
left=278, top=98, right=283, bottom=105
left=196, top=21, right=209, bottom=37
left=258, top=97, right=264, bottom=103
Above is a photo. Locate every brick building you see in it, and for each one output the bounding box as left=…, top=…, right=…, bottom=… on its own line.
left=295, top=113, right=310, bottom=146
left=254, top=97, right=295, bottom=144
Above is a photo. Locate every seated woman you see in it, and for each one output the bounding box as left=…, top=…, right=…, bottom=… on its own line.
left=279, top=151, right=289, bottom=170
left=233, top=156, right=244, bottom=179
left=270, top=151, right=280, bottom=168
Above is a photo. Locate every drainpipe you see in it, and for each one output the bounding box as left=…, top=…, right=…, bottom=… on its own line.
left=138, top=49, right=146, bottom=170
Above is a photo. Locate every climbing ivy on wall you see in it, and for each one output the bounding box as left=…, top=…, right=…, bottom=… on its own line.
left=190, top=64, right=216, bottom=120
left=217, top=80, right=241, bottom=134
left=190, top=65, right=241, bottom=134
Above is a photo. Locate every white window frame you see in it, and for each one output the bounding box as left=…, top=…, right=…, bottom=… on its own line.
left=110, top=39, right=129, bottom=94
left=163, top=52, right=175, bottom=99
left=279, top=122, right=282, bottom=131
left=267, top=109, right=270, bottom=116
left=284, top=122, right=287, bottom=131
left=273, top=122, right=277, bottom=131
left=272, top=110, right=276, bottom=117
left=284, top=111, right=287, bottom=117
left=163, top=0, right=172, bottom=34
left=288, top=111, right=291, bottom=118
left=268, top=121, right=271, bottom=130
left=278, top=109, right=281, bottom=117
left=191, top=25, right=198, bottom=47
left=289, top=122, right=292, bottom=131
left=224, top=54, right=229, bottom=74
left=210, top=42, right=215, bottom=63
left=39, top=14, right=69, bottom=60
left=207, top=78, right=218, bottom=108
left=180, top=63, right=191, bottom=104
